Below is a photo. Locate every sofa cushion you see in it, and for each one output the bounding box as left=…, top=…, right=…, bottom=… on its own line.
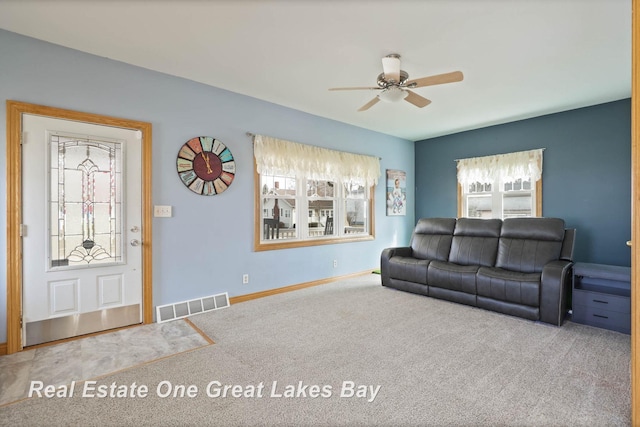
left=476, top=266, right=541, bottom=307
left=496, top=218, right=565, bottom=273
left=449, top=218, right=501, bottom=267
left=428, top=261, right=479, bottom=294
left=388, top=257, right=430, bottom=284
left=476, top=297, right=539, bottom=321
left=385, top=278, right=429, bottom=297
left=410, top=218, right=456, bottom=261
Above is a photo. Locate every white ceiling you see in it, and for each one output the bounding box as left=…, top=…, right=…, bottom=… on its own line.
left=0, top=0, right=632, bottom=141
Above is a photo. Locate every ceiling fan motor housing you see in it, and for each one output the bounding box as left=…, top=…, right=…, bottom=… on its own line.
left=377, top=70, right=409, bottom=87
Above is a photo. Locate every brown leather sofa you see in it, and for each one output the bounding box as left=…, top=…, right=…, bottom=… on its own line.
left=380, top=217, right=576, bottom=326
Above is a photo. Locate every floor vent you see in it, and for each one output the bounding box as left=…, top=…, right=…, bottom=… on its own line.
left=156, top=292, right=230, bottom=323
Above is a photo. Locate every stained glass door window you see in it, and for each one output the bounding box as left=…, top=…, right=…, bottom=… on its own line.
left=49, top=133, right=123, bottom=268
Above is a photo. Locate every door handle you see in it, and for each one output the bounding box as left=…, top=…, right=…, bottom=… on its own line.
left=130, top=239, right=142, bottom=247
left=627, top=240, right=632, bottom=247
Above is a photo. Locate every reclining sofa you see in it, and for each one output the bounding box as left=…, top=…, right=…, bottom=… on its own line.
left=380, top=217, right=575, bottom=326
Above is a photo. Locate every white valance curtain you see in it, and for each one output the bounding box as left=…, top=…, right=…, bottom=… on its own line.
left=253, top=134, right=381, bottom=188
left=456, top=149, right=544, bottom=187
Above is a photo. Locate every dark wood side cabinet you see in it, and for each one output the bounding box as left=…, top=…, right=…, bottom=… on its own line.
left=571, top=262, right=631, bottom=334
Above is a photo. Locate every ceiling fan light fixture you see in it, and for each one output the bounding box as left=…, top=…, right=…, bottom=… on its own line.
left=378, top=86, right=408, bottom=103
left=329, top=54, right=463, bottom=111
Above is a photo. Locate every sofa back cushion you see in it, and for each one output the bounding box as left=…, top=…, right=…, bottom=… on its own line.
left=449, top=218, right=502, bottom=266
left=560, top=228, right=576, bottom=261
left=496, top=218, right=565, bottom=273
left=410, top=218, right=456, bottom=261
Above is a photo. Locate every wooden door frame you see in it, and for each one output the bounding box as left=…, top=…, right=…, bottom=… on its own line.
left=632, top=0, right=639, bottom=424
left=5, top=100, right=153, bottom=354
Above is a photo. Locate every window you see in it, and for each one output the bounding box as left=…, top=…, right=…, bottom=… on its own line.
left=457, top=149, right=543, bottom=219
left=49, top=134, right=123, bottom=268
left=253, top=135, right=380, bottom=250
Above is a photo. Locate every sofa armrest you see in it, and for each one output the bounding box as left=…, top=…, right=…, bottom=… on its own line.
left=540, top=260, right=573, bottom=326
left=380, top=247, right=412, bottom=287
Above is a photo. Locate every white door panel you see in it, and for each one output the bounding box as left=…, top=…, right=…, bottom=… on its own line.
left=22, top=114, right=142, bottom=346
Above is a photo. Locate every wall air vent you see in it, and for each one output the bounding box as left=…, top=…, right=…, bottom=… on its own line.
left=156, top=292, right=230, bottom=323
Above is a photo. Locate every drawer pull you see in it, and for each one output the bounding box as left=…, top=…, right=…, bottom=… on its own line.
left=592, top=299, right=609, bottom=304
left=593, top=314, right=609, bottom=319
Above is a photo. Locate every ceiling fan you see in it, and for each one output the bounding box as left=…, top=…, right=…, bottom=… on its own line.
left=328, top=54, right=463, bottom=112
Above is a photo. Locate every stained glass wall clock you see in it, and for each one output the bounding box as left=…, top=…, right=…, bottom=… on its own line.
left=176, top=136, right=236, bottom=195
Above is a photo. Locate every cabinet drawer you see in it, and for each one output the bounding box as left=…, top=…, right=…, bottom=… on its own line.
left=572, top=289, right=630, bottom=313
left=572, top=303, right=630, bottom=334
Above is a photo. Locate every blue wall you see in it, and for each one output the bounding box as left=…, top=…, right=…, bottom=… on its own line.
left=0, top=30, right=416, bottom=343
left=415, top=99, right=631, bottom=267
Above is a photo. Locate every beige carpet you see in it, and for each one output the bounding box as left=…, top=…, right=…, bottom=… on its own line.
left=0, top=274, right=631, bottom=426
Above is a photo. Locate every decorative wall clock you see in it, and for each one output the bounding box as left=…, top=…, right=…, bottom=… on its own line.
left=176, top=136, right=236, bottom=195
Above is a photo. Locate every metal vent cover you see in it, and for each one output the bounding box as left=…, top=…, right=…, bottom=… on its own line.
left=156, top=292, right=230, bottom=323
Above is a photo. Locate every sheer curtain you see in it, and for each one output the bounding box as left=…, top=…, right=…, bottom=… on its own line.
left=456, top=149, right=544, bottom=186
left=253, top=134, right=380, bottom=187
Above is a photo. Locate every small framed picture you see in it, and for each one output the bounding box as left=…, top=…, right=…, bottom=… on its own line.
left=386, top=169, right=406, bottom=216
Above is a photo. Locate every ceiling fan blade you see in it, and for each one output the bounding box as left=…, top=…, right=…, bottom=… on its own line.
left=404, top=90, right=432, bottom=108
left=382, top=55, right=401, bottom=83
left=406, top=71, right=464, bottom=88
left=328, top=86, right=380, bottom=91
left=357, top=97, right=380, bottom=112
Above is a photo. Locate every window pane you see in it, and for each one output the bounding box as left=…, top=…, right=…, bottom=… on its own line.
left=466, top=195, right=492, bottom=218
left=345, top=182, right=367, bottom=234
left=261, top=174, right=297, bottom=241
left=503, top=193, right=532, bottom=218
left=261, top=197, right=297, bottom=240
left=49, top=135, right=122, bottom=268
left=308, top=201, right=334, bottom=237
left=345, top=181, right=366, bottom=199
left=468, top=181, right=491, bottom=193
left=503, top=178, right=532, bottom=192
left=262, top=175, right=296, bottom=196
left=345, top=199, right=367, bottom=234
left=307, top=180, right=334, bottom=197
left=307, top=180, right=335, bottom=238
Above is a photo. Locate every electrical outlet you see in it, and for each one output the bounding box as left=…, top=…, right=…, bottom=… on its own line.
left=242, top=274, right=249, bottom=284
left=333, top=260, right=338, bottom=268
left=154, top=205, right=172, bottom=217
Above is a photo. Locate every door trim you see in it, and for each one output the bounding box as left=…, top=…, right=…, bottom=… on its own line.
left=6, top=100, right=153, bottom=354
left=631, top=0, right=639, bottom=422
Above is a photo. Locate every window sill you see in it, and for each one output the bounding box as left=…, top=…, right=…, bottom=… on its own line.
left=254, top=234, right=374, bottom=252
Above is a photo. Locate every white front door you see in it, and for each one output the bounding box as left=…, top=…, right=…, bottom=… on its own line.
left=22, top=114, right=143, bottom=346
